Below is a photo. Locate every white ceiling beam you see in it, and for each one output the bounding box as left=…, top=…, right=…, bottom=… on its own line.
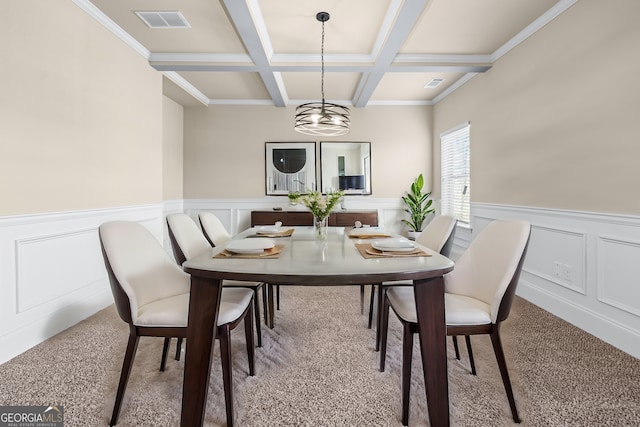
left=221, top=0, right=287, bottom=106
left=353, top=0, right=433, bottom=108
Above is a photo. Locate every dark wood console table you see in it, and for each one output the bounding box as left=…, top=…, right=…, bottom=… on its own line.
left=251, top=210, right=378, bottom=228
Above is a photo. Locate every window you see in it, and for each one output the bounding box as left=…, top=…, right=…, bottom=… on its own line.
left=440, top=122, right=470, bottom=224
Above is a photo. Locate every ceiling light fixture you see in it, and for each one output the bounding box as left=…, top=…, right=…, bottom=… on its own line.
left=294, top=12, right=350, bottom=137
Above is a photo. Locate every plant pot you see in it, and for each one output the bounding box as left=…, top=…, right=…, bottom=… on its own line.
left=407, top=230, right=421, bottom=241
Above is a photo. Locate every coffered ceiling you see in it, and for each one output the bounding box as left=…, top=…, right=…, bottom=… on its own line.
left=77, top=0, right=576, bottom=107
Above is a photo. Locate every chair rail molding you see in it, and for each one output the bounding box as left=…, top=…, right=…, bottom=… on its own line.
left=0, top=204, right=166, bottom=365
left=469, top=202, right=640, bottom=359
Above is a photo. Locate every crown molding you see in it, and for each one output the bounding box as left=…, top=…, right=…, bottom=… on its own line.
left=163, top=72, right=209, bottom=106
left=71, top=0, right=149, bottom=60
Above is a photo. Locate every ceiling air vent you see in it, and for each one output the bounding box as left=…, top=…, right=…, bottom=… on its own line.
left=424, top=78, right=445, bottom=89
left=135, top=11, right=190, bottom=29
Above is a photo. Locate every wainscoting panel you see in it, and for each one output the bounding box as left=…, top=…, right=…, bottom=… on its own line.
left=15, top=228, right=105, bottom=313
left=597, top=235, right=640, bottom=317
left=0, top=204, right=165, bottom=365
left=472, top=203, right=640, bottom=359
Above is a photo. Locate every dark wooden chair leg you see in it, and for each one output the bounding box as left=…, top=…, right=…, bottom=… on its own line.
left=219, top=324, right=234, bottom=427
left=245, top=301, right=256, bottom=376
left=452, top=336, right=460, bottom=360
left=401, top=323, right=414, bottom=427
left=375, top=284, right=383, bottom=351
left=267, top=284, right=275, bottom=329
left=360, top=284, right=365, bottom=314
left=490, top=327, right=521, bottom=423
left=379, top=292, right=391, bottom=372
left=175, top=337, right=183, bottom=361
left=253, top=288, right=262, bottom=348
left=110, top=329, right=139, bottom=426
left=465, top=335, right=477, bottom=375
left=160, top=337, right=170, bottom=371
left=276, top=285, right=280, bottom=310
left=262, top=284, right=268, bottom=324
left=368, top=285, right=376, bottom=329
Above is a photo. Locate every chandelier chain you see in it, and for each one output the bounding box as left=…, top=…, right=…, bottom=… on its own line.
left=321, top=19, right=325, bottom=105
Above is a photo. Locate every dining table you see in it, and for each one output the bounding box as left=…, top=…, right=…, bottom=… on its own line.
left=181, top=225, right=455, bottom=426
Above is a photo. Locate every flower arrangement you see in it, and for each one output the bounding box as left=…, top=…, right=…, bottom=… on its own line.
left=287, top=191, right=301, bottom=205
left=301, top=190, right=344, bottom=221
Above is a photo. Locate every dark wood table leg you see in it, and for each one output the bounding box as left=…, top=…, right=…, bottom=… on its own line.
left=181, top=276, right=222, bottom=427
left=414, top=276, right=449, bottom=427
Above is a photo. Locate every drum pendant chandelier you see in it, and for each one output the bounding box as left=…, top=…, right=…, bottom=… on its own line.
left=294, top=12, right=351, bottom=137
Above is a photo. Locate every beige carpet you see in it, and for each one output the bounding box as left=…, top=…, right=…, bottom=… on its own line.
left=0, top=286, right=639, bottom=426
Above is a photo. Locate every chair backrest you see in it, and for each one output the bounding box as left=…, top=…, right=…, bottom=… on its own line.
left=198, top=211, right=232, bottom=247
left=444, top=219, right=530, bottom=323
left=417, top=215, right=457, bottom=256
left=166, top=213, right=212, bottom=264
left=99, top=221, right=190, bottom=325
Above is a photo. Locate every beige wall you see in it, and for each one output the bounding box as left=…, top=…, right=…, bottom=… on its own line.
left=184, top=105, right=433, bottom=199
left=0, top=1, right=163, bottom=216
left=163, top=96, right=184, bottom=200
left=433, top=0, right=640, bottom=215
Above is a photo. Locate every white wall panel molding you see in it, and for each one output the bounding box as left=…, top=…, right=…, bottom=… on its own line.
left=0, top=204, right=164, bottom=365
left=597, top=235, right=640, bottom=318
left=471, top=203, right=640, bottom=358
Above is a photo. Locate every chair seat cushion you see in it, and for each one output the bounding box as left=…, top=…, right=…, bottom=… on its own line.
left=385, top=287, right=491, bottom=326
left=445, top=293, right=491, bottom=325
left=218, top=288, right=254, bottom=324
left=137, top=292, right=190, bottom=327
left=135, top=288, right=253, bottom=327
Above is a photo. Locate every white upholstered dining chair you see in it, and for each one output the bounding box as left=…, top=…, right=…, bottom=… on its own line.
left=379, top=219, right=530, bottom=425
left=369, top=215, right=457, bottom=348
left=167, top=212, right=265, bottom=347
left=99, top=220, right=255, bottom=427
left=199, top=211, right=276, bottom=328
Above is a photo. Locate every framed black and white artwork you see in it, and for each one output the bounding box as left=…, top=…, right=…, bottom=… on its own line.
left=265, top=142, right=316, bottom=195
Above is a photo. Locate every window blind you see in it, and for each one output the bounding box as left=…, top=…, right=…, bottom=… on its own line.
left=440, top=123, right=470, bottom=224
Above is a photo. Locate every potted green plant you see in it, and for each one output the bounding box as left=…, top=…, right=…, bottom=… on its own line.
left=401, top=173, right=435, bottom=239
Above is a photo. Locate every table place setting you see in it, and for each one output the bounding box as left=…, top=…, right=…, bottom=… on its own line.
left=354, top=238, right=431, bottom=258
left=253, top=221, right=295, bottom=238
left=346, top=226, right=392, bottom=239
left=214, top=237, right=286, bottom=259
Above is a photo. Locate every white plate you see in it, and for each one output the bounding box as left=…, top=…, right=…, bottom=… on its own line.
left=226, top=238, right=275, bottom=254
left=349, top=227, right=386, bottom=236
left=371, top=238, right=416, bottom=252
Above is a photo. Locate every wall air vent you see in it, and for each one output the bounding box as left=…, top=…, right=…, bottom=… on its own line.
left=135, top=11, right=190, bottom=29
left=424, top=78, right=445, bottom=89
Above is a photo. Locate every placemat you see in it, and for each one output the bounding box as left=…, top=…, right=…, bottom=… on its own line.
left=355, top=243, right=431, bottom=259
left=214, top=244, right=286, bottom=259
left=254, top=228, right=295, bottom=238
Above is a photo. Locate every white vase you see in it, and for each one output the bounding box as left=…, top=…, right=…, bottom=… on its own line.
left=407, top=230, right=421, bottom=241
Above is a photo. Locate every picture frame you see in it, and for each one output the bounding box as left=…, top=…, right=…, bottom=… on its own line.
left=320, top=141, right=372, bottom=195
left=265, top=142, right=317, bottom=195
